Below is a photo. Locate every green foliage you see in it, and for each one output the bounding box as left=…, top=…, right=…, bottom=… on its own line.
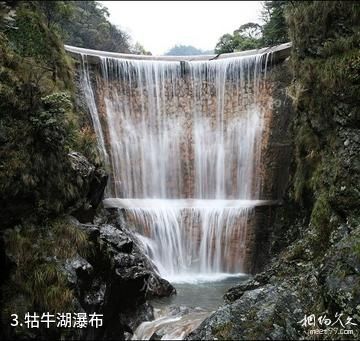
left=132, top=42, right=152, bottom=55
left=215, top=23, right=262, bottom=54
left=1, top=3, right=103, bottom=338
left=30, top=93, right=73, bottom=148
left=3, top=217, right=88, bottom=317
left=214, top=1, right=289, bottom=54
left=165, top=44, right=212, bottom=56
left=286, top=1, right=360, bottom=258
left=287, top=1, right=360, bottom=58
left=292, top=122, right=320, bottom=204
left=310, top=193, right=332, bottom=249
left=287, top=0, right=360, bottom=199
left=261, top=1, right=289, bottom=46
left=0, top=2, right=100, bottom=226
left=36, top=1, right=131, bottom=53
left=72, top=125, right=102, bottom=165
left=0, top=88, right=82, bottom=224
left=6, top=3, right=72, bottom=88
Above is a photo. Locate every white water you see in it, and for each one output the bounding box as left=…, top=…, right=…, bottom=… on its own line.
left=129, top=204, right=253, bottom=276
left=78, top=49, right=271, bottom=280
left=133, top=307, right=209, bottom=340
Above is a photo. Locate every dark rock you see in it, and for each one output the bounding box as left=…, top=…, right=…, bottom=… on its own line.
left=126, top=302, right=155, bottom=334
left=88, top=167, right=108, bottom=208
left=81, top=224, right=101, bottom=242
left=100, top=211, right=176, bottom=298
left=224, top=278, right=262, bottom=303
left=68, top=152, right=108, bottom=223
left=150, top=332, right=162, bottom=340
left=64, top=254, right=93, bottom=286
left=66, top=212, right=176, bottom=340
left=68, top=151, right=95, bottom=177
left=188, top=284, right=313, bottom=340
left=146, top=274, right=176, bottom=298
left=320, top=225, right=360, bottom=322
left=100, top=224, right=133, bottom=253
left=83, top=282, right=106, bottom=310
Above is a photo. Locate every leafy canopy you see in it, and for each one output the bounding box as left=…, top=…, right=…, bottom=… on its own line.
left=214, top=1, right=289, bottom=54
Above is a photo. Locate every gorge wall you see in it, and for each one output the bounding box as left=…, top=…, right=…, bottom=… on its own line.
left=188, top=2, right=360, bottom=340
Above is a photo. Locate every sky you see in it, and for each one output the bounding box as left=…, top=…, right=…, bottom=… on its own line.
left=100, top=1, right=263, bottom=55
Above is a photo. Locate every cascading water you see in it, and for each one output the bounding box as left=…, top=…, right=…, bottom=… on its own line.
left=77, top=48, right=272, bottom=282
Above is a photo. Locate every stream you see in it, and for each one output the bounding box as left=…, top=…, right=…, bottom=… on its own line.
left=133, top=274, right=249, bottom=340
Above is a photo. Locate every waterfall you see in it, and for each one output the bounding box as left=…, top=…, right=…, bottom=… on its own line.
left=77, top=49, right=272, bottom=281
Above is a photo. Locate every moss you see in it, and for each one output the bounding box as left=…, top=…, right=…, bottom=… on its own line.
left=352, top=233, right=360, bottom=260
left=285, top=242, right=305, bottom=261
left=292, top=122, right=320, bottom=204
left=286, top=1, right=359, bottom=222
left=310, top=193, right=332, bottom=249
left=212, top=322, right=233, bottom=340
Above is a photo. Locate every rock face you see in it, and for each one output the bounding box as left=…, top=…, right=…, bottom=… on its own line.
left=188, top=261, right=320, bottom=340
left=189, top=221, right=360, bottom=340
left=63, top=209, right=175, bottom=340
left=68, top=151, right=108, bottom=223
left=189, top=3, right=360, bottom=339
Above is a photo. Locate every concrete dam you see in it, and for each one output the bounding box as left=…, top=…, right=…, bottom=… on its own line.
left=66, top=43, right=292, bottom=280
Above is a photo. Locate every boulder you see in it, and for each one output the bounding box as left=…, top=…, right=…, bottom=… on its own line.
left=188, top=283, right=314, bottom=340
left=62, top=215, right=176, bottom=340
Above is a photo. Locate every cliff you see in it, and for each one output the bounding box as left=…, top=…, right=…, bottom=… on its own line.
left=0, top=3, right=174, bottom=340
left=188, top=2, right=360, bottom=339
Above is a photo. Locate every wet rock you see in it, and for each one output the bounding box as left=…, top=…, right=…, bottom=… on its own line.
left=68, top=151, right=108, bottom=223
left=47, top=212, right=176, bottom=340
left=83, top=282, right=106, bottom=309
left=224, top=278, right=262, bottom=303
left=149, top=332, right=162, bottom=340
left=146, top=274, right=176, bottom=298
left=128, top=302, right=155, bottom=332
left=101, top=224, right=134, bottom=253
left=68, top=151, right=95, bottom=177
left=64, top=254, right=93, bottom=285
left=100, top=211, right=176, bottom=299
left=320, top=226, right=360, bottom=322
left=188, top=284, right=312, bottom=340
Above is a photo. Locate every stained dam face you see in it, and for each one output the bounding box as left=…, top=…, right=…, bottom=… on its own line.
left=69, top=44, right=291, bottom=281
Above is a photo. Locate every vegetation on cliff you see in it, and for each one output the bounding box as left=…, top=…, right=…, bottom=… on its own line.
left=0, top=1, right=101, bottom=226
left=0, top=2, right=104, bottom=338
left=35, top=1, right=131, bottom=53
left=191, top=1, right=360, bottom=339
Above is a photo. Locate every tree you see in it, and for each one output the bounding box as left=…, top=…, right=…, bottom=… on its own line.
left=35, top=1, right=132, bottom=53
left=215, top=23, right=262, bottom=54
left=234, top=23, right=262, bottom=39
left=261, top=1, right=289, bottom=46
left=131, top=42, right=152, bottom=55
left=165, top=44, right=212, bottom=56
left=36, top=1, right=73, bottom=29
left=214, top=1, right=290, bottom=53
left=215, top=34, right=238, bottom=54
